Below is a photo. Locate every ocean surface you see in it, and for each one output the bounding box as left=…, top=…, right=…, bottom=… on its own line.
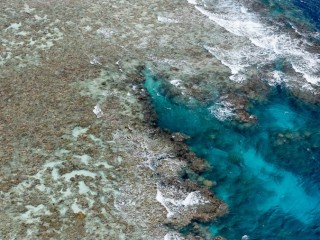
left=146, top=0, right=320, bottom=239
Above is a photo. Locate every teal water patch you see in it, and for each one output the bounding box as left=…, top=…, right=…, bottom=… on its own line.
left=144, top=70, right=320, bottom=239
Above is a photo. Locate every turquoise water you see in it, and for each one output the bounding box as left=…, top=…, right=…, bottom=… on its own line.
left=144, top=71, right=320, bottom=239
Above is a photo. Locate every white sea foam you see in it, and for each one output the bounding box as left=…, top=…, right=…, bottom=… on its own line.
left=204, top=44, right=274, bottom=82
left=93, top=105, right=104, bottom=118
left=187, top=0, right=320, bottom=85
left=156, top=185, right=209, bottom=218
left=208, top=100, right=235, bottom=121
left=269, top=70, right=287, bottom=86
left=182, top=191, right=209, bottom=206
left=164, top=232, right=185, bottom=240
left=242, top=235, right=250, bottom=240
left=169, top=79, right=187, bottom=94
left=89, top=55, right=102, bottom=65
left=187, top=0, right=198, bottom=4
left=156, top=188, right=175, bottom=218
left=170, top=79, right=182, bottom=87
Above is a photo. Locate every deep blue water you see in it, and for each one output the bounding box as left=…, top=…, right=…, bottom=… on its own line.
left=292, top=0, right=320, bottom=29
left=144, top=70, right=320, bottom=239
left=261, top=0, right=320, bottom=31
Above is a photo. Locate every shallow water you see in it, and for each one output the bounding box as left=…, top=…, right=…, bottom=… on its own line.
left=145, top=70, right=320, bottom=239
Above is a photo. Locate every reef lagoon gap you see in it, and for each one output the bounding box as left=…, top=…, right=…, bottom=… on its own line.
left=145, top=68, right=320, bottom=239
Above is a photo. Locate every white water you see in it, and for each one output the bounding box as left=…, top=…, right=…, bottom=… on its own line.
left=187, top=0, right=320, bottom=85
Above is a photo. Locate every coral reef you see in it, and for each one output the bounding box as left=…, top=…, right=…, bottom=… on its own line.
left=0, top=1, right=229, bottom=238
left=1, top=0, right=318, bottom=239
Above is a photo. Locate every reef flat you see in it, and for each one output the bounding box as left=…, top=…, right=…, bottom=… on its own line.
left=0, top=0, right=229, bottom=239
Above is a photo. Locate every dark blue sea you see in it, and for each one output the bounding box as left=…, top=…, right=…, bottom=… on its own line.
left=145, top=0, right=320, bottom=239
left=291, top=0, right=320, bottom=30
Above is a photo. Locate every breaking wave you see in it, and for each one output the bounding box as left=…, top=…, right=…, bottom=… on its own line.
left=188, top=0, right=320, bottom=87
